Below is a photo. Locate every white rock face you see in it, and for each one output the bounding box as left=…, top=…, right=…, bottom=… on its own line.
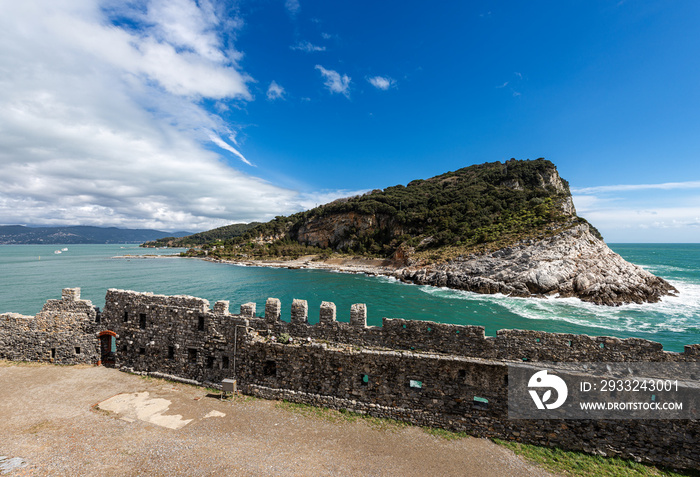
left=398, top=224, right=677, bottom=306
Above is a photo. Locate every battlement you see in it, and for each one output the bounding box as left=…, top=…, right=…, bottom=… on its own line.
left=62, top=287, right=81, bottom=301
left=100, top=289, right=697, bottom=362
left=0, top=288, right=100, bottom=364
left=106, top=288, right=210, bottom=312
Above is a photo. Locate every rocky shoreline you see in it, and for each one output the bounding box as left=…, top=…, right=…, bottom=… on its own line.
left=397, top=224, right=677, bottom=306
left=203, top=223, right=677, bottom=306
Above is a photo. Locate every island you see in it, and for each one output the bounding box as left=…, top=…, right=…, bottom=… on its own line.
left=144, top=158, right=677, bottom=306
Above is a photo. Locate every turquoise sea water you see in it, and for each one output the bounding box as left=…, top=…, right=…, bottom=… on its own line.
left=0, top=244, right=698, bottom=352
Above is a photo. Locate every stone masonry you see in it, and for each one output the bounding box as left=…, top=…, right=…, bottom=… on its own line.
left=1, top=288, right=698, bottom=469
left=0, top=288, right=100, bottom=364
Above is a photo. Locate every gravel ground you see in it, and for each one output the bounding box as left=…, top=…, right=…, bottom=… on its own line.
left=0, top=362, right=553, bottom=476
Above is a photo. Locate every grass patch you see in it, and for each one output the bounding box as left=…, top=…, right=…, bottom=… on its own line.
left=0, top=359, right=51, bottom=367
left=494, top=439, right=698, bottom=477
left=422, top=427, right=468, bottom=440
left=276, top=400, right=409, bottom=432
left=0, top=359, right=93, bottom=368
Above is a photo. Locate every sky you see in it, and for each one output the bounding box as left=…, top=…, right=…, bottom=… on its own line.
left=0, top=0, right=698, bottom=242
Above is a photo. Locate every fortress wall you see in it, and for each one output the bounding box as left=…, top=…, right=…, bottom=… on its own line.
left=100, top=290, right=697, bottom=372
left=493, top=329, right=672, bottom=362
left=98, top=290, right=700, bottom=468
left=237, top=342, right=508, bottom=418
left=0, top=288, right=100, bottom=364
left=3, top=289, right=697, bottom=469
left=237, top=343, right=698, bottom=469
left=233, top=297, right=692, bottom=362
left=102, top=289, right=249, bottom=382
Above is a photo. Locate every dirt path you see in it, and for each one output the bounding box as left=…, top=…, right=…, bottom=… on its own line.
left=0, top=362, right=552, bottom=476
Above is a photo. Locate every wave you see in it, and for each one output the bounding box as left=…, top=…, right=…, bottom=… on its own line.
left=416, top=279, right=700, bottom=336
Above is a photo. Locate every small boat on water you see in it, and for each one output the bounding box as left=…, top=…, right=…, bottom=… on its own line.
left=61, top=247, right=68, bottom=252
left=54, top=250, right=61, bottom=254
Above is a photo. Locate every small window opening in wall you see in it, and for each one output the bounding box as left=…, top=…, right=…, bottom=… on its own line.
left=123, top=311, right=129, bottom=322
left=206, top=356, right=214, bottom=369
left=504, top=375, right=509, bottom=386
left=456, top=330, right=460, bottom=334
left=567, top=340, right=572, bottom=347
left=139, top=313, right=146, bottom=329
left=263, top=360, right=277, bottom=377
left=75, top=346, right=81, bottom=355
left=458, top=369, right=467, bottom=379
left=188, top=348, right=198, bottom=363
left=361, top=374, right=369, bottom=385
left=535, top=338, right=541, bottom=343
left=409, top=379, right=423, bottom=389
left=599, top=342, right=605, bottom=349
left=198, top=316, right=205, bottom=331
left=51, top=348, right=56, bottom=359
left=139, top=347, right=145, bottom=355
left=522, top=357, right=528, bottom=362
left=222, top=356, right=230, bottom=369
left=402, top=324, right=407, bottom=329
left=427, top=327, right=431, bottom=332
left=167, top=346, right=174, bottom=360
left=473, top=396, right=489, bottom=409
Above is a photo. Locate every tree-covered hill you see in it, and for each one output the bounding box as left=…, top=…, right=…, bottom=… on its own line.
left=185, top=159, right=601, bottom=262
left=142, top=222, right=260, bottom=248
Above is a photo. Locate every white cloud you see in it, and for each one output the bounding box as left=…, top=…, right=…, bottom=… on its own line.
left=315, top=65, right=351, bottom=98
left=290, top=41, right=326, bottom=52
left=572, top=181, right=700, bottom=194
left=285, top=0, right=300, bottom=16
left=144, top=0, right=229, bottom=63
left=0, top=0, right=306, bottom=232
left=572, top=192, right=700, bottom=242
left=209, top=134, right=253, bottom=166
left=367, top=76, right=395, bottom=90
left=54, top=2, right=251, bottom=99
left=266, top=81, right=285, bottom=100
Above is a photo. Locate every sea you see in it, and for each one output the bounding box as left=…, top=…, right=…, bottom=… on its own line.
left=0, top=244, right=698, bottom=352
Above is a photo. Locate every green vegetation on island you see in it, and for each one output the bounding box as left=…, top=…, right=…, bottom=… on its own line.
left=142, top=222, right=260, bottom=248
left=176, top=159, right=602, bottom=262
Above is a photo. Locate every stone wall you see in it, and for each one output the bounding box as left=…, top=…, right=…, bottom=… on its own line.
left=243, top=297, right=696, bottom=362
left=0, top=288, right=100, bottom=364
left=98, top=289, right=699, bottom=469
left=100, top=288, right=249, bottom=383
left=2, top=288, right=698, bottom=469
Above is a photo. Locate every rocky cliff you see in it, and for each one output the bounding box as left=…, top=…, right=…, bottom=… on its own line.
left=396, top=223, right=677, bottom=305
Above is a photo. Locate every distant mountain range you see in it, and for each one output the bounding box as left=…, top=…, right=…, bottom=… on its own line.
left=0, top=225, right=193, bottom=244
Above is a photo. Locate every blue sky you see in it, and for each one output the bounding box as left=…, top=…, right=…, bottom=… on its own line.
left=0, top=0, right=698, bottom=242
